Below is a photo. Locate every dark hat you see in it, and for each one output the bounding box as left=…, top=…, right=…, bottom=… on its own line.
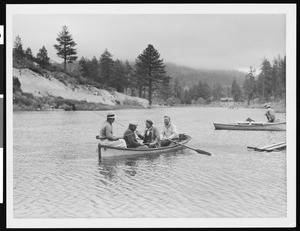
left=129, top=121, right=138, bottom=126
left=146, top=119, right=153, bottom=125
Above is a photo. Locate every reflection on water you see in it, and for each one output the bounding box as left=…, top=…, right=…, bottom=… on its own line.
left=13, top=107, right=287, bottom=218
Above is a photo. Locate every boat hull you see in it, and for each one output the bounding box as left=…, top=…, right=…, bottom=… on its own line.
left=213, top=122, right=286, bottom=131
left=98, top=135, right=191, bottom=158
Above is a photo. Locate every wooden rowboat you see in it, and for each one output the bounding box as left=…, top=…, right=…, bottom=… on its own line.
left=213, top=121, right=286, bottom=131
left=98, top=134, right=192, bottom=158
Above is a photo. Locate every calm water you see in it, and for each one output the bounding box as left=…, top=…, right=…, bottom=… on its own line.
left=13, top=107, right=287, bottom=218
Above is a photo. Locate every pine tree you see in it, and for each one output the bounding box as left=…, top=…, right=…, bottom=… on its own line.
left=212, top=83, right=224, bottom=101
left=258, top=58, right=273, bottom=102
left=111, top=59, right=128, bottom=92
left=278, top=56, right=286, bottom=105
left=90, top=56, right=100, bottom=82
left=135, top=44, right=170, bottom=105
left=231, top=78, right=242, bottom=102
left=36, top=46, right=50, bottom=68
left=243, top=66, right=256, bottom=106
left=13, top=35, right=24, bottom=59
left=124, top=61, right=135, bottom=95
left=24, top=47, right=34, bottom=61
left=54, top=25, right=78, bottom=72
left=99, top=49, right=114, bottom=84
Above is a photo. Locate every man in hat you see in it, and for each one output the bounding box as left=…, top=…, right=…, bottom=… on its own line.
left=264, top=103, right=276, bottom=122
left=160, top=115, right=179, bottom=147
left=123, top=122, right=148, bottom=149
left=136, top=119, right=160, bottom=148
left=98, top=112, right=126, bottom=148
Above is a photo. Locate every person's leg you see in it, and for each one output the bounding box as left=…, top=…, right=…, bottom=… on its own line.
left=160, top=140, right=171, bottom=147
left=148, top=143, right=159, bottom=148
left=108, top=139, right=127, bottom=148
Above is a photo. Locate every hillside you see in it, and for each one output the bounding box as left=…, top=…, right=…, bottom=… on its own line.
left=165, top=63, right=247, bottom=87
left=13, top=68, right=149, bottom=110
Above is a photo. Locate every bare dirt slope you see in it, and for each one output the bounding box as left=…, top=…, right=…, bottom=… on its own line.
left=13, top=68, right=149, bottom=107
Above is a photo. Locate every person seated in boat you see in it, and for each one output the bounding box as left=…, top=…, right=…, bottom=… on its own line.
left=160, top=115, right=179, bottom=147
left=98, top=112, right=127, bottom=148
left=264, top=103, right=276, bottom=123
left=135, top=119, right=160, bottom=148
left=123, top=122, right=148, bottom=149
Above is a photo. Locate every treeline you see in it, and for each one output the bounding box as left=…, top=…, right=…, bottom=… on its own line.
left=162, top=56, right=286, bottom=106
left=13, top=25, right=286, bottom=107
left=13, top=26, right=170, bottom=105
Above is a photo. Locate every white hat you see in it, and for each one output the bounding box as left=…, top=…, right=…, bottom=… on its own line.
left=129, top=121, right=138, bottom=126
left=107, top=111, right=115, bottom=119
left=263, top=103, right=271, bottom=108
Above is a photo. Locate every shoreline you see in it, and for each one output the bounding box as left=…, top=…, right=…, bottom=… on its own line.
left=13, top=102, right=286, bottom=113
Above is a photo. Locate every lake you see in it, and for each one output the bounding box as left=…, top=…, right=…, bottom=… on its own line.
left=13, top=107, right=287, bottom=218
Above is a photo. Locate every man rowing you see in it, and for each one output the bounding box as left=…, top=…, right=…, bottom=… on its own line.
left=98, top=112, right=127, bottom=148
left=160, top=115, right=179, bottom=147
left=136, top=119, right=160, bottom=148
left=264, top=103, right=276, bottom=123
left=123, top=122, right=148, bottom=149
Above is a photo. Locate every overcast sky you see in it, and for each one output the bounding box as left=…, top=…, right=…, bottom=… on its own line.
left=12, top=12, right=286, bottom=72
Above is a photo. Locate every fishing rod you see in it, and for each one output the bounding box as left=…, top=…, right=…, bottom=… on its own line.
left=92, top=110, right=143, bottom=138
left=92, top=110, right=127, bottom=128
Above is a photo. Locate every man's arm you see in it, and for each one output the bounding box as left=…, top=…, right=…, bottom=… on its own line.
left=126, top=133, right=142, bottom=147
left=152, top=127, right=160, bottom=144
left=168, top=124, right=179, bottom=140
left=105, top=125, right=118, bottom=141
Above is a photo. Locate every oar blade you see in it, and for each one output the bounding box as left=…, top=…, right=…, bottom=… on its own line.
left=195, top=149, right=211, bottom=156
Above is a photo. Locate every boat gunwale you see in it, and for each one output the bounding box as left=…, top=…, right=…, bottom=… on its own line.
left=98, top=135, right=192, bottom=152
left=214, top=122, right=286, bottom=127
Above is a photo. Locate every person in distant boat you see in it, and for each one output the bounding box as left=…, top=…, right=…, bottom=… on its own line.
left=264, top=103, right=276, bottom=123
left=135, top=119, right=160, bottom=148
left=98, top=112, right=127, bottom=148
left=123, top=122, right=148, bottom=149
left=160, top=116, right=179, bottom=147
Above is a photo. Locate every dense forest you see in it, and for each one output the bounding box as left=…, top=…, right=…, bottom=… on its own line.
left=13, top=25, right=286, bottom=107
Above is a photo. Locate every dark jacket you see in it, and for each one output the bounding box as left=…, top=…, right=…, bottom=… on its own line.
left=138, top=126, right=160, bottom=145
left=123, top=128, right=143, bottom=148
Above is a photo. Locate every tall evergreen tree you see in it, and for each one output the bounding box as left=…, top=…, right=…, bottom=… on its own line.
left=89, top=56, right=100, bottom=82
left=124, top=61, right=135, bottom=95
left=135, top=44, right=170, bottom=105
left=13, top=35, right=24, bottom=59
left=257, top=58, right=273, bottom=102
left=202, top=81, right=212, bottom=103
left=231, top=78, right=242, bottom=102
left=78, top=57, right=89, bottom=78
left=36, top=46, right=50, bottom=68
left=24, top=47, right=34, bottom=61
left=110, top=59, right=129, bottom=92
left=278, top=56, right=286, bottom=104
left=173, top=79, right=184, bottom=102
left=54, top=25, right=78, bottom=72
left=212, top=83, right=224, bottom=101
left=243, top=66, right=256, bottom=107
left=99, top=49, right=114, bottom=84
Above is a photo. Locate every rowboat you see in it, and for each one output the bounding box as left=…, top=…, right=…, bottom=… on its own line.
left=213, top=121, right=286, bottom=131
left=98, top=134, right=192, bottom=158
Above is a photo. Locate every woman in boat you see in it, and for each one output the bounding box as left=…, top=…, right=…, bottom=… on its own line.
left=136, top=119, right=160, bottom=148
left=123, top=122, right=148, bottom=149
left=264, top=103, right=276, bottom=122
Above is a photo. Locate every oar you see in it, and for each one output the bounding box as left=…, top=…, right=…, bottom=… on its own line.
left=167, top=139, right=211, bottom=156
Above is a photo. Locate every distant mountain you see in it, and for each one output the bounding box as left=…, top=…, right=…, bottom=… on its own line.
left=165, top=63, right=247, bottom=88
